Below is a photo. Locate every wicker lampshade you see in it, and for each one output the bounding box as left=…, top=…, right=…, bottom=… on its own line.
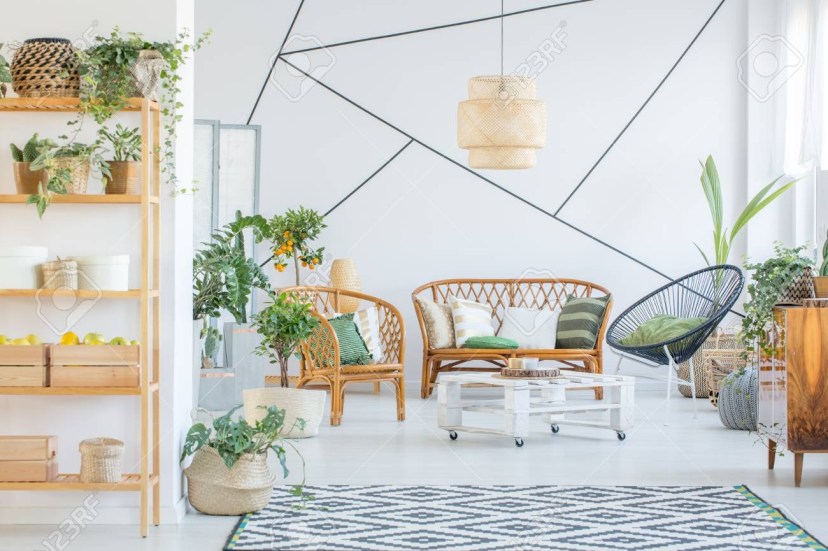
left=457, top=75, right=547, bottom=169
left=330, top=258, right=361, bottom=313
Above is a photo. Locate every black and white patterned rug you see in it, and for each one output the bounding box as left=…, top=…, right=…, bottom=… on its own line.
left=224, top=485, right=826, bottom=550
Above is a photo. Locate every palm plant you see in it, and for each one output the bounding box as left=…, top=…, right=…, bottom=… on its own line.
left=694, top=156, right=798, bottom=266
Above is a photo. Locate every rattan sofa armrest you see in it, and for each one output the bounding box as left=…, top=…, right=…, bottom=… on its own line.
left=301, top=312, right=340, bottom=370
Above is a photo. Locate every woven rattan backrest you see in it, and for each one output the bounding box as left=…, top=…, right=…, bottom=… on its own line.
left=414, top=279, right=610, bottom=331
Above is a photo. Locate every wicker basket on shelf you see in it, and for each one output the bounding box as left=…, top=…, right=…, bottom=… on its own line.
left=79, top=437, right=125, bottom=483
left=11, top=38, right=80, bottom=98
left=41, top=259, right=78, bottom=290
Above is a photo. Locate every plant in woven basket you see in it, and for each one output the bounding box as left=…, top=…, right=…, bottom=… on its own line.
left=742, top=243, right=813, bottom=360
left=0, top=44, right=11, bottom=98
left=266, top=207, right=326, bottom=285
left=694, top=155, right=798, bottom=265
left=193, top=211, right=270, bottom=368
left=75, top=27, right=211, bottom=194
left=254, top=292, right=320, bottom=388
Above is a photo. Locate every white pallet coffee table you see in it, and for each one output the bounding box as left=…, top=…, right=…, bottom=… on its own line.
left=437, top=370, right=635, bottom=447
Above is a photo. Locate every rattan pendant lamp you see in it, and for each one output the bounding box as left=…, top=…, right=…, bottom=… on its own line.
left=457, top=0, right=547, bottom=169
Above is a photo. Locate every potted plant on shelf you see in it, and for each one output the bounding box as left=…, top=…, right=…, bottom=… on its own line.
left=0, top=43, right=11, bottom=98
left=814, top=231, right=828, bottom=299
left=181, top=405, right=306, bottom=515
left=266, top=207, right=326, bottom=285
left=100, top=124, right=141, bottom=195
left=10, top=134, right=53, bottom=194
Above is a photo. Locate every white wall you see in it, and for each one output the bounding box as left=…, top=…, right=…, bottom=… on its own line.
left=195, top=0, right=773, bottom=385
left=0, top=0, right=194, bottom=525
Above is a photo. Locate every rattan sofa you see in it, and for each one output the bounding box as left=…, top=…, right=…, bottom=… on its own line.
left=412, top=278, right=612, bottom=400
left=279, top=286, right=405, bottom=426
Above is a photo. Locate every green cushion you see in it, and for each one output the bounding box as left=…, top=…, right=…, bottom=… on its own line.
left=329, top=314, right=374, bottom=365
left=556, top=295, right=610, bottom=349
left=620, top=314, right=707, bottom=347
left=462, top=336, right=519, bottom=349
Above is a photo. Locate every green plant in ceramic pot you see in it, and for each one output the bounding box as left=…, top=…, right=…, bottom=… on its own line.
left=10, top=134, right=54, bottom=195
left=0, top=43, right=11, bottom=98
left=742, top=243, right=814, bottom=360
left=100, top=124, right=141, bottom=194
left=254, top=292, right=320, bottom=388
left=193, top=212, right=270, bottom=369
left=694, top=156, right=798, bottom=265
left=266, top=207, right=326, bottom=285
left=180, top=405, right=307, bottom=515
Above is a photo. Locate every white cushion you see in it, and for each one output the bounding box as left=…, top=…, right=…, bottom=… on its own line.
left=498, top=306, right=560, bottom=349
left=353, top=307, right=383, bottom=362
left=449, top=295, right=495, bottom=347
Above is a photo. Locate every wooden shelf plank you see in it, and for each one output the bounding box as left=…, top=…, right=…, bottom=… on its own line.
left=0, top=194, right=158, bottom=204
left=0, top=473, right=158, bottom=491
left=0, top=382, right=158, bottom=396
left=0, top=97, right=159, bottom=112
left=0, top=289, right=158, bottom=299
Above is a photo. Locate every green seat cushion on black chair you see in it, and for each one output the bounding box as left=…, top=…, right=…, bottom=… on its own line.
left=620, top=314, right=707, bottom=347
left=462, top=336, right=519, bottom=349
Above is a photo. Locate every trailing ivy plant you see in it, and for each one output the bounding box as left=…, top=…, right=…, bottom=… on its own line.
left=0, top=43, right=11, bottom=98
left=741, top=243, right=813, bottom=360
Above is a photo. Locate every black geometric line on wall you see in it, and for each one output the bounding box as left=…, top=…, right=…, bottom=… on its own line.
left=276, top=56, right=673, bottom=281
left=325, top=139, right=415, bottom=217
left=553, top=0, right=727, bottom=216
left=247, top=0, right=306, bottom=124
left=281, top=0, right=593, bottom=56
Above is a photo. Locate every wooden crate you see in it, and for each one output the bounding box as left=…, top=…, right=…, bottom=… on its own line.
left=0, top=436, right=57, bottom=461
left=0, top=365, right=48, bottom=387
left=51, top=345, right=140, bottom=366
left=50, top=365, right=140, bottom=388
left=0, top=345, right=49, bottom=366
left=0, top=459, right=58, bottom=482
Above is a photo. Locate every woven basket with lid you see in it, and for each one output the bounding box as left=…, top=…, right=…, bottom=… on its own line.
left=11, top=38, right=80, bottom=98
left=79, top=437, right=125, bottom=483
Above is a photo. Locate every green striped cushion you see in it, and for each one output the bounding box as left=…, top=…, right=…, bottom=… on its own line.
left=462, top=336, right=519, bottom=349
left=329, top=314, right=374, bottom=365
left=555, top=295, right=610, bottom=349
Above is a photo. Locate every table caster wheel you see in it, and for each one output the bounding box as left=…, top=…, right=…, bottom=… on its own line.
left=616, top=431, right=626, bottom=441
left=515, top=438, right=524, bottom=448
left=550, top=424, right=560, bottom=434
left=449, top=431, right=458, bottom=441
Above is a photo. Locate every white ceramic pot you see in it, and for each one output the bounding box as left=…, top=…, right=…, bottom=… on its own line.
left=0, top=246, right=48, bottom=288
left=243, top=387, right=327, bottom=438
left=71, top=255, right=130, bottom=291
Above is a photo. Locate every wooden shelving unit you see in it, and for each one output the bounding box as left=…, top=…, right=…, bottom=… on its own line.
left=0, top=97, right=160, bottom=537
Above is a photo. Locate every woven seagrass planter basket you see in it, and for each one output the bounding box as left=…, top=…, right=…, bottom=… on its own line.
left=11, top=38, right=80, bottom=98
left=184, top=446, right=275, bottom=515
left=50, top=158, right=90, bottom=194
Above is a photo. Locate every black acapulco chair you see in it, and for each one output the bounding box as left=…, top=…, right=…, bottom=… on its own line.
left=606, top=265, right=745, bottom=421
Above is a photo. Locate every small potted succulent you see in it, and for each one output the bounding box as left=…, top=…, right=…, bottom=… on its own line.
left=814, top=231, right=828, bottom=299
left=9, top=134, right=53, bottom=194
left=100, top=124, right=141, bottom=194
left=181, top=405, right=306, bottom=515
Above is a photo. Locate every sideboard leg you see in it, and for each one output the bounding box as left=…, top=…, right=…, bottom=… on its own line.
left=794, top=453, right=804, bottom=487
left=768, top=440, right=776, bottom=470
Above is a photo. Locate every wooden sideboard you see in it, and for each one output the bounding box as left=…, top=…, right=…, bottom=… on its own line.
left=758, top=304, right=828, bottom=487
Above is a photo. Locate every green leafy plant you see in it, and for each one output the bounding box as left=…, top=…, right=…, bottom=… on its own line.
left=99, top=124, right=141, bottom=162
left=695, top=156, right=798, bottom=265
left=10, top=134, right=55, bottom=163
left=76, top=27, right=211, bottom=193
left=193, top=211, right=270, bottom=368
left=741, top=243, right=814, bottom=359
left=267, top=207, right=326, bottom=285
left=0, top=43, right=11, bottom=98
left=819, top=231, right=828, bottom=277
left=254, top=292, right=320, bottom=388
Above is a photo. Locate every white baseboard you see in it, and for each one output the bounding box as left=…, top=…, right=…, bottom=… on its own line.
left=0, top=501, right=187, bottom=525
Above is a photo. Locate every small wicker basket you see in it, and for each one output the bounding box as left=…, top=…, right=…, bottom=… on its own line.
left=50, top=158, right=90, bottom=194
left=79, top=438, right=125, bottom=483
left=41, top=259, right=78, bottom=290
left=11, top=38, right=80, bottom=98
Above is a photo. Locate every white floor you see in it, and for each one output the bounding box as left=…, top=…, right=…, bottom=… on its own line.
left=2, top=383, right=827, bottom=550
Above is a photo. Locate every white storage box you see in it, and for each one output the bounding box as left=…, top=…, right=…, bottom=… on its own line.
left=0, top=246, right=48, bottom=289
left=72, top=255, right=130, bottom=291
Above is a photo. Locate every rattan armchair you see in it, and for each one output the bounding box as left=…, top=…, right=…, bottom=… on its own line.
left=279, top=286, right=405, bottom=426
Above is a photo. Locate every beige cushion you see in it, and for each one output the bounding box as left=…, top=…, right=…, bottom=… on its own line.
left=353, top=307, right=383, bottom=362
left=449, top=295, right=495, bottom=347
left=416, top=298, right=455, bottom=349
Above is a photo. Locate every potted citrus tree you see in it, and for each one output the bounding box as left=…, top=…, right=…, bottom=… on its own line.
left=266, top=207, right=326, bottom=285
left=181, top=404, right=305, bottom=515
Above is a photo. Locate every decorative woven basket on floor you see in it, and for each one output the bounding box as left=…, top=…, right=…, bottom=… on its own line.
left=677, top=326, right=741, bottom=398
left=184, top=446, right=275, bottom=515
left=79, top=437, right=125, bottom=483
left=50, top=158, right=90, bottom=194
left=703, top=349, right=748, bottom=408
left=41, top=259, right=78, bottom=290
left=11, top=38, right=80, bottom=98
left=717, top=367, right=758, bottom=431
left=243, top=387, right=326, bottom=438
